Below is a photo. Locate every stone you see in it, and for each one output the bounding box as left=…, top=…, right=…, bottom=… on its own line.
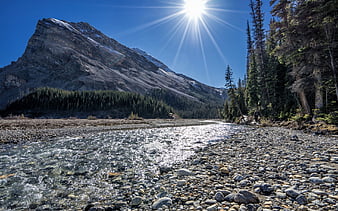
left=233, top=190, right=260, bottom=204
left=224, top=193, right=236, bottom=202
left=220, top=166, right=230, bottom=174
left=206, top=204, right=218, bottom=211
left=324, top=198, right=336, bottom=204
left=309, top=177, right=323, bottom=184
left=205, top=199, right=217, bottom=205
left=152, top=197, right=172, bottom=209
left=285, top=187, right=300, bottom=198
left=290, top=135, right=299, bottom=141
left=258, top=183, right=274, bottom=195
left=159, top=166, right=172, bottom=174
left=176, top=180, right=186, bottom=186
left=239, top=179, right=251, bottom=187
left=276, top=191, right=287, bottom=199
left=233, top=174, right=244, bottom=182
left=322, top=176, right=336, bottom=183
left=295, top=194, right=308, bottom=205
left=176, top=168, right=193, bottom=176
left=114, top=201, right=127, bottom=209
left=130, top=196, right=143, bottom=206
left=214, top=192, right=225, bottom=202
left=312, top=189, right=328, bottom=196
left=296, top=205, right=309, bottom=211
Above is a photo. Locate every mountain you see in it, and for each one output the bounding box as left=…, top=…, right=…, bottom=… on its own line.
left=0, top=18, right=226, bottom=112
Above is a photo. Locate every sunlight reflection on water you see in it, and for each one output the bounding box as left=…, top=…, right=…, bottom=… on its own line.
left=0, top=122, right=242, bottom=210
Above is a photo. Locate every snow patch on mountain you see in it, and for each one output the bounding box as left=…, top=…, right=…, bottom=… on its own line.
left=133, top=48, right=173, bottom=73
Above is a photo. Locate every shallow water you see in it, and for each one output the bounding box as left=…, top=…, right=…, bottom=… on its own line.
left=0, top=122, right=242, bottom=210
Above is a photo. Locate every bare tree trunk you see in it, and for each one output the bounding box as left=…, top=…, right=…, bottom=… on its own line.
left=298, top=90, right=311, bottom=114
left=314, top=68, right=323, bottom=110
left=324, top=25, right=338, bottom=101
left=328, top=47, right=338, bottom=101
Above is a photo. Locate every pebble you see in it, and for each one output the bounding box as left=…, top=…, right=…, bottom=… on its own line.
left=130, top=196, right=143, bottom=206
left=176, top=169, right=193, bottom=176
left=214, top=192, right=225, bottom=202
left=295, top=194, right=308, bottom=205
left=309, top=177, right=324, bottom=184
left=6, top=124, right=336, bottom=211
left=152, top=197, right=172, bottom=209
left=233, top=190, right=260, bottom=204
left=206, top=204, right=218, bottom=211
left=285, top=187, right=300, bottom=198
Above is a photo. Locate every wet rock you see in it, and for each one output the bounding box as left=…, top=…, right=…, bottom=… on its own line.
left=152, top=197, right=172, bottom=209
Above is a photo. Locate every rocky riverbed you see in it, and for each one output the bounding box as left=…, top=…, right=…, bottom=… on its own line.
left=0, top=120, right=337, bottom=211
left=0, top=118, right=209, bottom=144
left=84, top=126, right=338, bottom=211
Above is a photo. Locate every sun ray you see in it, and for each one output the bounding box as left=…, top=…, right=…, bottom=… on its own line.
left=205, top=13, right=244, bottom=32
left=173, top=20, right=191, bottom=66
left=159, top=17, right=188, bottom=56
left=196, top=22, right=210, bottom=83
left=116, top=10, right=184, bottom=36
left=183, top=0, right=207, bottom=21
left=200, top=17, right=227, bottom=64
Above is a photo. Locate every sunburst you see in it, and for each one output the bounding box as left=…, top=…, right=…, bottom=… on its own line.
left=183, top=0, right=207, bottom=21
left=118, top=0, right=243, bottom=79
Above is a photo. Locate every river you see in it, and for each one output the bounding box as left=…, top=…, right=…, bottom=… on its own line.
left=0, top=121, right=243, bottom=210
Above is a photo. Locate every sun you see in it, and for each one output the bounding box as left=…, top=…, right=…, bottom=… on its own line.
left=183, top=0, right=207, bottom=21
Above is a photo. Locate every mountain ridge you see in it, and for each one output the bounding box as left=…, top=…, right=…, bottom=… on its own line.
left=0, top=18, right=226, bottom=112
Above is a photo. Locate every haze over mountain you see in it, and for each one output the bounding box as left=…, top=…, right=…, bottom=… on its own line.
left=0, top=18, right=226, bottom=111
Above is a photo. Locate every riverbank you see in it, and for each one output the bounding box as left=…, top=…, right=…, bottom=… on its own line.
left=84, top=126, right=338, bottom=211
left=0, top=118, right=213, bottom=144
left=0, top=119, right=337, bottom=210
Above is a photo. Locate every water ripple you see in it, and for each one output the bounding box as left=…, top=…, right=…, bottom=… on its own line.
left=0, top=122, right=241, bottom=210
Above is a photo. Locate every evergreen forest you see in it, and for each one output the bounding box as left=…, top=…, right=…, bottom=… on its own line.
left=222, top=0, right=338, bottom=125
left=2, top=88, right=173, bottom=119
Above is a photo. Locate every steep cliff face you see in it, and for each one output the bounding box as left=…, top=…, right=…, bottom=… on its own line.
left=0, top=18, right=225, bottom=109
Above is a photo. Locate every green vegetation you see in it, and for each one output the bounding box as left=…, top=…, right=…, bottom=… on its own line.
left=223, top=0, right=338, bottom=125
left=2, top=87, right=173, bottom=119
left=148, top=88, right=222, bottom=119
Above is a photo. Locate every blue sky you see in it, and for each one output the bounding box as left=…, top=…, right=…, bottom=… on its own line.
left=0, top=0, right=271, bottom=88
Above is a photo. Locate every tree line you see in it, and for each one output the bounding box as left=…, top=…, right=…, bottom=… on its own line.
left=2, top=87, right=173, bottom=118
left=223, top=0, right=337, bottom=124
left=148, top=89, right=222, bottom=119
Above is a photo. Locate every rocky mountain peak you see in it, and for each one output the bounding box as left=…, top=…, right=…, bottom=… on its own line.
left=0, top=18, right=226, bottom=110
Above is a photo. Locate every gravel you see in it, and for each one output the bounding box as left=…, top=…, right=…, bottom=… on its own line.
left=1, top=120, right=337, bottom=210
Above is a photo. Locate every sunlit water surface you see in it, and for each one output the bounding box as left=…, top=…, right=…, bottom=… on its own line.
left=0, top=122, right=242, bottom=210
